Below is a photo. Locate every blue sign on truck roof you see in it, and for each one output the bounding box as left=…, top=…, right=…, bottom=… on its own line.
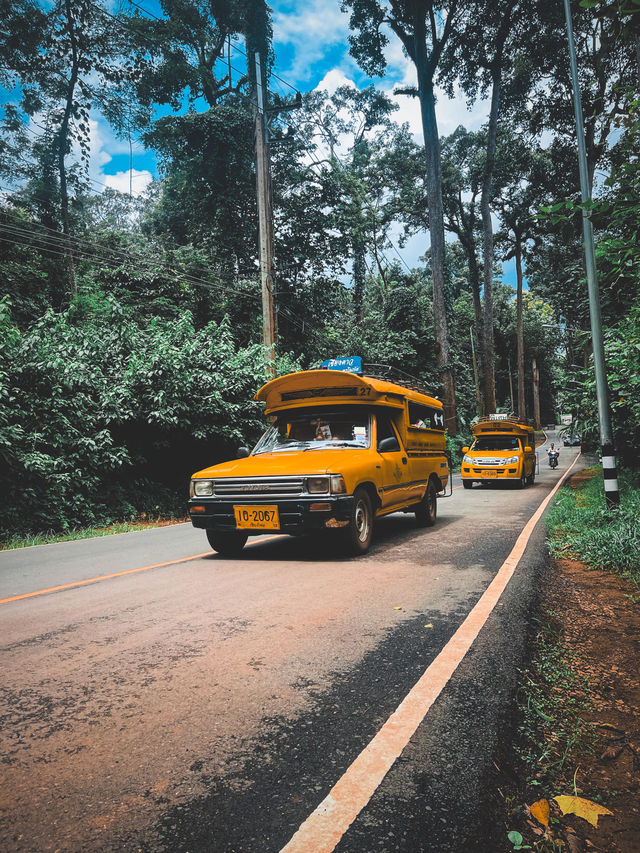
left=320, top=356, right=362, bottom=374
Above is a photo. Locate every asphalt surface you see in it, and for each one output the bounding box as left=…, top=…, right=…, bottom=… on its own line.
left=0, top=433, right=584, bottom=853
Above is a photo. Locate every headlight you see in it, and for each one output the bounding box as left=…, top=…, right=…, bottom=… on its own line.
left=506, top=455, right=519, bottom=464
left=307, top=476, right=330, bottom=494
left=463, top=455, right=473, bottom=464
left=193, top=479, right=214, bottom=497
left=331, top=474, right=346, bottom=494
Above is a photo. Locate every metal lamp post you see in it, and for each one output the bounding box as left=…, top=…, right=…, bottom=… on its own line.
left=562, top=0, right=620, bottom=510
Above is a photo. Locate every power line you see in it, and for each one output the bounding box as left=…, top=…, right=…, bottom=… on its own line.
left=0, top=214, right=261, bottom=300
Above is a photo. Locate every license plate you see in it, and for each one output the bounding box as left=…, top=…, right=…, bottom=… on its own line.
left=483, top=470, right=499, bottom=478
left=234, top=505, right=280, bottom=530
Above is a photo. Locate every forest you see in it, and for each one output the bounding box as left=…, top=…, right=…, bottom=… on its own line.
left=0, top=0, right=638, bottom=537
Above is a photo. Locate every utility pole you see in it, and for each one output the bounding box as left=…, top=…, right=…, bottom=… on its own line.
left=532, top=358, right=541, bottom=430
left=563, top=0, right=620, bottom=510
left=254, top=51, right=276, bottom=377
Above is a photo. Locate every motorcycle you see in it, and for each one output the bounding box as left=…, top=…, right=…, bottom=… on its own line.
left=548, top=450, right=559, bottom=469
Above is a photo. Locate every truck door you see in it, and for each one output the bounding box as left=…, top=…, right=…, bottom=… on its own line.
left=376, top=414, right=411, bottom=509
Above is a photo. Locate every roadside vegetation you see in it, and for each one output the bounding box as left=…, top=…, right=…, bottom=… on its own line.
left=0, top=517, right=187, bottom=551
left=547, top=468, right=640, bottom=585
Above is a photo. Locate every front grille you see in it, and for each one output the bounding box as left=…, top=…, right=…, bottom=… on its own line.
left=213, top=477, right=306, bottom=497
left=472, top=457, right=510, bottom=466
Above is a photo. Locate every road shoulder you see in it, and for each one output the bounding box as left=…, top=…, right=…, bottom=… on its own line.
left=490, top=481, right=640, bottom=852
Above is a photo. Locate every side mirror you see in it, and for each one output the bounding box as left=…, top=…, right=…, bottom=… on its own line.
left=237, top=446, right=250, bottom=458
left=524, top=446, right=532, bottom=453
left=462, top=446, right=469, bottom=453
left=378, top=436, right=400, bottom=453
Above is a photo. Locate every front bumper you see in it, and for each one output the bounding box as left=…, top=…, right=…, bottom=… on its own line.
left=461, top=465, right=521, bottom=482
left=188, top=495, right=355, bottom=535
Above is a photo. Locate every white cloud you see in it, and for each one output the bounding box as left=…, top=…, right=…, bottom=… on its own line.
left=314, top=69, right=356, bottom=96
left=81, top=117, right=152, bottom=197
left=103, top=169, right=153, bottom=195
left=273, top=0, right=352, bottom=82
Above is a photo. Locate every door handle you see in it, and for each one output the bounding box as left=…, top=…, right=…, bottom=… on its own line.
left=402, top=457, right=408, bottom=465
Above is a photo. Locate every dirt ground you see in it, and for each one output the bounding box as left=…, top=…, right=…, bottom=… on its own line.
left=492, top=473, right=640, bottom=852
left=540, top=555, right=640, bottom=852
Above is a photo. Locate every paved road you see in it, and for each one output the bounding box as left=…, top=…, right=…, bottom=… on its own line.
left=0, top=434, right=583, bottom=853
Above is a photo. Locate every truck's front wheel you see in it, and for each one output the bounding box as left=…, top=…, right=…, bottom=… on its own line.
left=345, top=488, right=374, bottom=555
left=206, top=530, right=248, bottom=556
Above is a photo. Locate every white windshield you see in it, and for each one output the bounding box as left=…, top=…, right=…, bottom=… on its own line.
left=253, top=411, right=371, bottom=454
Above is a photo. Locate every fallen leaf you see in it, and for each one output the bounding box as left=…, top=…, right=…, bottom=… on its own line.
left=424, top=623, right=433, bottom=628
left=565, top=830, right=584, bottom=853
left=600, top=744, right=624, bottom=761
left=394, top=606, right=403, bottom=610
left=596, top=722, right=624, bottom=731
left=553, top=795, right=613, bottom=827
left=530, top=798, right=550, bottom=827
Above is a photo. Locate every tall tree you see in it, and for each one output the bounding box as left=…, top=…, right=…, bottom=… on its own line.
left=341, top=0, right=459, bottom=433
left=1, top=0, right=135, bottom=303
left=441, top=0, right=539, bottom=413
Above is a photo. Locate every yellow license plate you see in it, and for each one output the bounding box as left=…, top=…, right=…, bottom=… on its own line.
left=234, top=505, right=280, bottom=530
left=483, top=470, right=499, bottom=477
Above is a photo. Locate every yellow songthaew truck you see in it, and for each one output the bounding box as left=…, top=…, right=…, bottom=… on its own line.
left=189, top=364, right=449, bottom=556
left=460, top=415, right=536, bottom=489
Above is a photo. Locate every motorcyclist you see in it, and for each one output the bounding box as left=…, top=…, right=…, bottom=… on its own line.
left=547, top=443, right=559, bottom=467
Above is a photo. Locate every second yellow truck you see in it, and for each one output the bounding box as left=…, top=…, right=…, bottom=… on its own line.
left=460, top=416, right=537, bottom=489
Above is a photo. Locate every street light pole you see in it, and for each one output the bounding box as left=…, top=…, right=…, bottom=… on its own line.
left=562, top=0, right=620, bottom=510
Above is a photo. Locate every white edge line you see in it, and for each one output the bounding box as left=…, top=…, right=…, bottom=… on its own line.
left=280, top=451, right=581, bottom=853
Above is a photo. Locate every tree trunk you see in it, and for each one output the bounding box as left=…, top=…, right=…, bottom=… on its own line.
left=352, top=243, right=366, bottom=323
left=414, top=41, right=457, bottom=433
left=515, top=231, right=526, bottom=420
left=480, top=68, right=501, bottom=415
left=56, top=0, right=79, bottom=300
left=461, top=226, right=485, bottom=407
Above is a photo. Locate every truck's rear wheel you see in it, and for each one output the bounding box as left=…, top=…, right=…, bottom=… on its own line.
left=345, top=488, right=374, bottom=554
left=206, top=530, right=248, bottom=556
left=414, top=479, right=437, bottom=527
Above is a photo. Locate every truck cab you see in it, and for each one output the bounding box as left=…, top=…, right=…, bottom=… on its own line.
left=460, top=416, right=536, bottom=489
left=189, top=368, right=449, bottom=555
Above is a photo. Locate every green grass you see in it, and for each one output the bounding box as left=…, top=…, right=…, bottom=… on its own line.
left=0, top=518, right=187, bottom=551
left=514, top=612, right=596, bottom=787
left=546, top=468, right=640, bottom=586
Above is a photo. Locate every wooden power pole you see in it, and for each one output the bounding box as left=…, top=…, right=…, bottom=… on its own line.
left=254, top=52, right=276, bottom=377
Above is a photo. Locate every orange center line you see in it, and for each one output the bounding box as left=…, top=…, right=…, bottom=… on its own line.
left=0, top=533, right=288, bottom=605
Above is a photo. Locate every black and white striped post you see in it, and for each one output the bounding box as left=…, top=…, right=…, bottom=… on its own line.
left=601, top=444, right=621, bottom=510
left=563, top=0, right=621, bottom=512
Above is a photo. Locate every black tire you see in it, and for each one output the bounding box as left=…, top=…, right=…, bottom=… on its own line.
left=345, top=487, right=374, bottom=554
left=517, top=471, right=527, bottom=489
left=415, top=479, right=437, bottom=527
left=526, top=467, right=536, bottom=485
left=206, top=529, right=248, bottom=556
left=462, top=480, right=473, bottom=490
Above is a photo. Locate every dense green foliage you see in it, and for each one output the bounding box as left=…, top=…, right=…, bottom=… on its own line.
left=0, top=295, right=297, bottom=536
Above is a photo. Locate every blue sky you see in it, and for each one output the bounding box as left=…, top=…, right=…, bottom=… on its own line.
left=89, top=0, right=518, bottom=284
